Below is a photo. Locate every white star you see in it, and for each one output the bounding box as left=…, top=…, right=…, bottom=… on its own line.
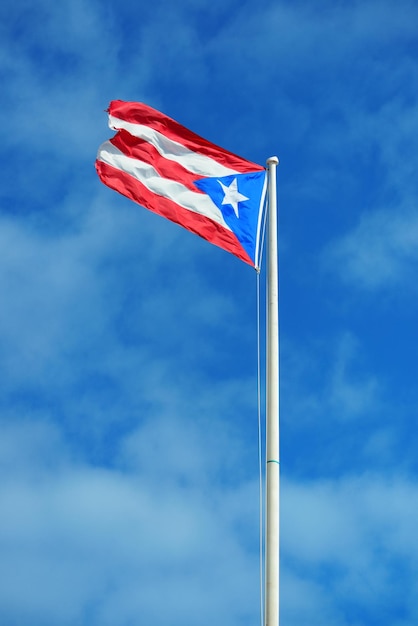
left=218, top=178, right=249, bottom=218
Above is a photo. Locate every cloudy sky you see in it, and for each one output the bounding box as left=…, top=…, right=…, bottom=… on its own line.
left=2, top=0, right=418, bottom=624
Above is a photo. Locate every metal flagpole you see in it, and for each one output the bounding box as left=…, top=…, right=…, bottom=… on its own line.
left=265, top=156, right=280, bottom=626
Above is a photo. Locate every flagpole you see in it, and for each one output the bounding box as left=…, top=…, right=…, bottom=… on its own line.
left=265, top=156, right=280, bottom=626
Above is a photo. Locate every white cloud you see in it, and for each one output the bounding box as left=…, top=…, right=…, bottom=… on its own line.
left=282, top=473, right=418, bottom=625
left=282, top=332, right=379, bottom=428
left=328, top=333, right=379, bottom=418
left=0, top=414, right=261, bottom=626
left=325, top=209, right=418, bottom=290
left=5, top=413, right=418, bottom=626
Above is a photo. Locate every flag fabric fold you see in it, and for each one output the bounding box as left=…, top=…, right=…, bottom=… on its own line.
left=96, top=100, right=267, bottom=267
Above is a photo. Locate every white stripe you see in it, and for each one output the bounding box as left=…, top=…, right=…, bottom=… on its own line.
left=108, top=115, right=238, bottom=179
left=98, top=142, right=231, bottom=230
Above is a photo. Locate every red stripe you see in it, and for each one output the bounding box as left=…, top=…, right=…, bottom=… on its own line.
left=108, top=100, right=265, bottom=175
left=109, top=131, right=204, bottom=193
left=95, top=160, right=253, bottom=266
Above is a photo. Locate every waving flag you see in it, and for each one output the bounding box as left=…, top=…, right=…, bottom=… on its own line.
left=96, top=100, right=267, bottom=267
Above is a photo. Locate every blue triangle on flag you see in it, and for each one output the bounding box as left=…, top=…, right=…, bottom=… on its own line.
left=193, top=171, right=266, bottom=263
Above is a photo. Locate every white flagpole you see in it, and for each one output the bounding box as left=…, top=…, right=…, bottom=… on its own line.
left=265, top=156, right=280, bottom=626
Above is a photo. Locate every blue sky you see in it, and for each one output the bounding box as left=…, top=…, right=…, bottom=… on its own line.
left=1, top=0, right=418, bottom=624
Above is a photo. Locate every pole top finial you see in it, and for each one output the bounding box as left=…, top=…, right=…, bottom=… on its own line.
left=266, top=156, right=279, bottom=166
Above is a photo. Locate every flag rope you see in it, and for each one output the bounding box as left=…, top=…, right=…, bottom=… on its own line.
left=256, top=191, right=268, bottom=626
left=256, top=268, right=264, bottom=626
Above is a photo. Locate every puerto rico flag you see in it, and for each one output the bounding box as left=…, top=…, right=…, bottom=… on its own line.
left=95, top=101, right=267, bottom=268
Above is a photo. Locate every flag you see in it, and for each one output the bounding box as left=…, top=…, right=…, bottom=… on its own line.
left=95, top=100, right=267, bottom=267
